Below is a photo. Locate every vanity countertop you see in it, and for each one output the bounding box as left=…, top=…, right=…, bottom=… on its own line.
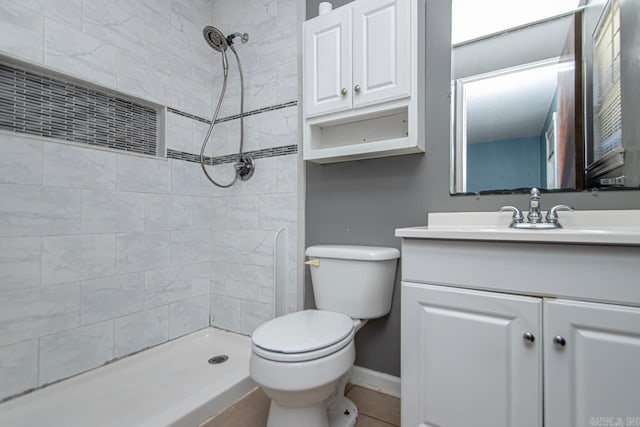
left=395, top=210, right=640, bottom=246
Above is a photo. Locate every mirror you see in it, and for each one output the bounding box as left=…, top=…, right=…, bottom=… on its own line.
left=450, top=0, right=640, bottom=194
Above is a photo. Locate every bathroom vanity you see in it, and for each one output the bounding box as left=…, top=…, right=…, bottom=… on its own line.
left=396, top=211, right=640, bottom=427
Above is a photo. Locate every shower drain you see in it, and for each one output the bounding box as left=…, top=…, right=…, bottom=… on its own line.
left=208, top=355, right=229, bottom=365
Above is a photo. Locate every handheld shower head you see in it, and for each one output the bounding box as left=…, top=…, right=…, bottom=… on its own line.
left=203, top=26, right=228, bottom=52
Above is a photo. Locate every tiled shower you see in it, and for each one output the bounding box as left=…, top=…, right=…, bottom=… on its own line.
left=0, top=0, right=300, bottom=402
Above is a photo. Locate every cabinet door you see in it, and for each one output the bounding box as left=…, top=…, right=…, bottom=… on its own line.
left=402, top=283, right=542, bottom=427
left=303, top=7, right=352, bottom=118
left=352, top=0, right=410, bottom=107
left=544, top=299, right=640, bottom=427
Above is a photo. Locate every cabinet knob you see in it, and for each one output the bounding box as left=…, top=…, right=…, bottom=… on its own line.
left=354, top=84, right=361, bottom=92
left=341, top=87, right=348, bottom=96
left=522, top=331, right=535, bottom=343
left=553, top=335, right=566, bottom=347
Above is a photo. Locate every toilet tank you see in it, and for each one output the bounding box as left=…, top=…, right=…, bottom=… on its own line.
left=305, top=245, right=400, bottom=319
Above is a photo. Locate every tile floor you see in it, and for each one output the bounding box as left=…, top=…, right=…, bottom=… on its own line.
left=201, top=384, right=400, bottom=427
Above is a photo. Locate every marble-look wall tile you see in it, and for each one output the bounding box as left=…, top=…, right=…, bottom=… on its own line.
left=244, top=157, right=277, bottom=195
left=118, top=52, right=171, bottom=105
left=39, top=320, right=113, bottom=385
left=144, top=194, right=192, bottom=231
left=168, top=295, right=209, bottom=339
left=211, top=230, right=242, bottom=263
left=241, top=230, right=276, bottom=267
left=170, top=230, right=211, bottom=265
left=116, top=154, right=171, bottom=194
left=43, top=143, right=117, bottom=190
left=44, top=18, right=117, bottom=88
left=240, top=299, right=273, bottom=335
left=170, top=159, right=215, bottom=197
left=81, top=273, right=144, bottom=325
left=114, top=306, right=168, bottom=357
left=41, top=235, right=115, bottom=285
left=210, top=294, right=242, bottom=332
left=0, top=340, right=38, bottom=401
left=211, top=262, right=260, bottom=300
left=259, top=193, right=297, bottom=230
left=0, top=184, right=82, bottom=237
left=165, top=112, right=194, bottom=153
left=0, top=1, right=44, bottom=63
left=144, top=262, right=210, bottom=308
left=15, top=0, right=83, bottom=30
left=115, top=232, right=171, bottom=274
left=191, top=197, right=216, bottom=230
left=0, top=237, right=41, bottom=292
left=224, top=195, right=260, bottom=230
left=258, top=107, right=298, bottom=150
left=82, top=0, right=145, bottom=57
left=277, top=154, right=298, bottom=194
left=0, top=283, right=79, bottom=347
left=81, top=190, right=145, bottom=233
left=0, top=134, right=43, bottom=185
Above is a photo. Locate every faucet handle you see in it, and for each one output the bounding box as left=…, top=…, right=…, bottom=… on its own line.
left=499, top=206, right=524, bottom=223
left=546, top=204, right=575, bottom=223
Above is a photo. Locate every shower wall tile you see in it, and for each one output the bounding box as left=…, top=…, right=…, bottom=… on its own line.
left=258, top=107, right=298, bottom=150
left=166, top=112, right=195, bottom=154
left=191, top=197, right=217, bottom=230
left=82, top=0, right=146, bottom=57
left=0, top=237, right=41, bottom=292
left=144, top=262, right=210, bottom=308
left=241, top=230, right=276, bottom=267
left=211, top=230, right=242, bottom=263
left=116, top=154, right=171, bottom=194
left=41, top=235, right=116, bottom=285
left=39, top=320, right=113, bottom=385
left=277, top=154, right=298, bottom=194
left=169, top=230, right=212, bottom=266
left=0, top=135, right=43, bottom=185
left=168, top=295, right=209, bottom=339
left=0, top=185, right=82, bottom=238
left=211, top=262, right=260, bottom=300
left=0, top=283, right=80, bottom=347
left=118, top=52, right=171, bottom=105
left=43, top=143, right=117, bottom=190
left=240, top=299, right=273, bottom=335
left=114, top=306, right=169, bottom=357
left=81, top=273, right=144, bottom=325
left=0, top=2, right=44, bottom=63
left=210, top=294, right=242, bottom=332
left=244, top=157, right=278, bottom=195
left=44, top=18, right=117, bottom=88
left=115, top=232, right=170, bottom=274
left=259, top=193, right=297, bottom=230
left=81, top=190, right=145, bottom=234
left=15, top=0, right=83, bottom=30
left=224, top=195, right=260, bottom=230
left=144, top=194, right=192, bottom=231
left=0, top=340, right=38, bottom=401
left=170, top=159, right=215, bottom=197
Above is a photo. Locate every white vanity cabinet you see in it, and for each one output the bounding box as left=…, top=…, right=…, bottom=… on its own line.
left=302, top=0, right=425, bottom=163
left=397, top=213, right=640, bottom=427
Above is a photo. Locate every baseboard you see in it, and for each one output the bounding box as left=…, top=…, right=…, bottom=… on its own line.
left=350, top=366, right=401, bottom=398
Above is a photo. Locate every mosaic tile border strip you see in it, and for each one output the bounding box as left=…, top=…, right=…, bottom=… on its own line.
left=167, top=144, right=298, bottom=165
left=0, top=62, right=158, bottom=157
left=167, top=100, right=297, bottom=125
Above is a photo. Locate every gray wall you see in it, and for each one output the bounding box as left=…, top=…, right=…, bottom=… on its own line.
left=305, top=0, right=640, bottom=377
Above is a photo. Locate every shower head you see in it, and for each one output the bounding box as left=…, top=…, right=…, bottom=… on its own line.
left=203, top=26, right=228, bottom=52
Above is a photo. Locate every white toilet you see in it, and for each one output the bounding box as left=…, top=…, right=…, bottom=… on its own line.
left=249, top=245, right=400, bottom=427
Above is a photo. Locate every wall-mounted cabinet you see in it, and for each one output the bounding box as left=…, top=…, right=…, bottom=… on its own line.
left=302, top=0, right=424, bottom=163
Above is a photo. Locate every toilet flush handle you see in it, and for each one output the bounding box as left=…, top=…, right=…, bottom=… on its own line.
left=304, top=259, right=320, bottom=267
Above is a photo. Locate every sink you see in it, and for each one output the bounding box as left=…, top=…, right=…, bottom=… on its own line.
left=395, top=210, right=640, bottom=245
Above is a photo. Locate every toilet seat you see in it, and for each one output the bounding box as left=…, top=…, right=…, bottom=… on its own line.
left=252, top=310, right=355, bottom=363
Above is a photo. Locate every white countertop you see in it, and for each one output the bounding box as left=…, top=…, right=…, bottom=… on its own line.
left=395, top=210, right=640, bottom=246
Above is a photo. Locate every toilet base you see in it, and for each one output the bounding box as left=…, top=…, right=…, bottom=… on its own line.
left=266, top=397, right=358, bottom=427
left=327, top=397, right=358, bottom=427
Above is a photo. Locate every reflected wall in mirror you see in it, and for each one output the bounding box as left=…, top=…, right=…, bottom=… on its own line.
left=450, top=0, right=640, bottom=195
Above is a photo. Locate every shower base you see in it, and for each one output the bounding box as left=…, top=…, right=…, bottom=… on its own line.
left=0, top=328, right=255, bottom=427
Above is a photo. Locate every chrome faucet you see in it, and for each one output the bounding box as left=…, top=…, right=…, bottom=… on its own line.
left=499, top=188, right=575, bottom=229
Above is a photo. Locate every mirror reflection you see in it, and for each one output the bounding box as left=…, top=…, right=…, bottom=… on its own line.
left=450, top=0, right=640, bottom=194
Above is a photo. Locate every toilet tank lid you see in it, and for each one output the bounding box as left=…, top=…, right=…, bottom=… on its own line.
left=305, top=245, right=400, bottom=261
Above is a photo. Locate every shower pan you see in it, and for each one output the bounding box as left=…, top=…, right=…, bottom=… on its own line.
left=200, top=26, right=254, bottom=188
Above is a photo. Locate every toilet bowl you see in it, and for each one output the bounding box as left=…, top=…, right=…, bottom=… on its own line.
left=249, top=245, right=400, bottom=427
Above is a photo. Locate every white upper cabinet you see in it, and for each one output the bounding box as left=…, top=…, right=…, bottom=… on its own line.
left=352, top=0, right=410, bottom=107
left=302, top=0, right=424, bottom=164
left=303, top=7, right=352, bottom=117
